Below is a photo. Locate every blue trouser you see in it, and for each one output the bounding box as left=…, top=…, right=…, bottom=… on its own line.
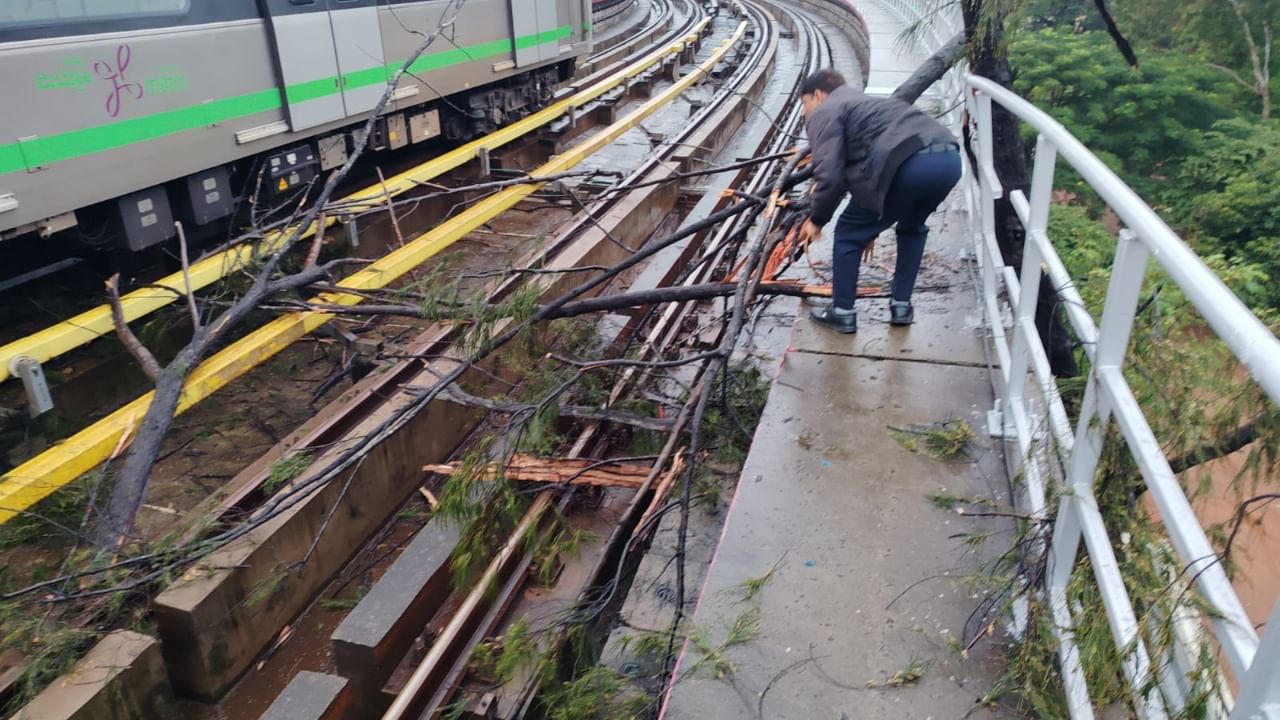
left=831, top=147, right=962, bottom=309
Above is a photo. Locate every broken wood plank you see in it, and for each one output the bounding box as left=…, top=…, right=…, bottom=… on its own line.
left=634, top=450, right=686, bottom=547
left=423, top=455, right=655, bottom=489
left=0, top=649, right=26, bottom=705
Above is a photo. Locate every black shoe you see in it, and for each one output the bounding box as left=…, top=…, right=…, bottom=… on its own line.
left=810, top=305, right=857, bottom=334
left=889, top=301, right=914, bottom=326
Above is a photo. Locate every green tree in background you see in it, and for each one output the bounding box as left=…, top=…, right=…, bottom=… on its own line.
left=1183, top=0, right=1275, bottom=119
left=1009, top=29, right=1280, bottom=313
left=1010, top=30, right=1234, bottom=187
left=1106, top=0, right=1277, bottom=118
left=1172, top=119, right=1280, bottom=308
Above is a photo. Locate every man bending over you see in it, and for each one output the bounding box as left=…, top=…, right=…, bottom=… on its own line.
left=797, top=69, right=961, bottom=334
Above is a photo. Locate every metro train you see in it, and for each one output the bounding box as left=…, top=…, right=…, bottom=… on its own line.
left=0, top=0, right=594, bottom=253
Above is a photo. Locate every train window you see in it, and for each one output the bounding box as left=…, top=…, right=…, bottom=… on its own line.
left=0, top=0, right=191, bottom=28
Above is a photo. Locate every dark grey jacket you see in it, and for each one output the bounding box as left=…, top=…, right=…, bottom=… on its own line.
left=805, top=85, right=954, bottom=224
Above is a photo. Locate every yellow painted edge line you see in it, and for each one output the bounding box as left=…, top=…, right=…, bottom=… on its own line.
left=0, top=20, right=743, bottom=524
left=0, top=22, right=710, bottom=383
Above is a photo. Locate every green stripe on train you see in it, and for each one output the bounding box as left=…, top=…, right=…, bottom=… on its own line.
left=514, top=25, right=573, bottom=50
left=0, top=26, right=571, bottom=176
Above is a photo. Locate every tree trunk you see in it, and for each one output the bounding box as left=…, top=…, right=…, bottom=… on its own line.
left=93, top=353, right=194, bottom=548
left=892, top=32, right=966, bottom=105
left=1092, top=0, right=1140, bottom=67
left=962, top=0, right=1080, bottom=377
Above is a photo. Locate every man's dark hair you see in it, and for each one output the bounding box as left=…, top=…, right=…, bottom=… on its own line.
left=799, top=69, right=847, bottom=96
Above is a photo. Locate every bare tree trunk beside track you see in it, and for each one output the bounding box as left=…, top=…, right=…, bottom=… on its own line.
left=961, top=0, right=1079, bottom=378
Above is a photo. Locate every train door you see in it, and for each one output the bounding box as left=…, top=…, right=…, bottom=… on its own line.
left=510, top=0, right=563, bottom=68
left=260, top=0, right=387, bottom=132
left=327, top=0, right=387, bottom=116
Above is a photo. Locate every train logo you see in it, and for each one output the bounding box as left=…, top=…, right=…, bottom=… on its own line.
left=93, top=44, right=144, bottom=118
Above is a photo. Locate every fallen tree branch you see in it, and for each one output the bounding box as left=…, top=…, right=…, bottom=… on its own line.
left=424, top=454, right=655, bottom=488
left=892, top=31, right=966, bottom=105
left=1167, top=421, right=1260, bottom=474
left=283, top=281, right=870, bottom=321
left=106, top=274, right=161, bottom=383
left=435, top=386, right=676, bottom=432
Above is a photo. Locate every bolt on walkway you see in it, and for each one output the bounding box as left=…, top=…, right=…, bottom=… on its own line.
left=659, top=6, right=1014, bottom=719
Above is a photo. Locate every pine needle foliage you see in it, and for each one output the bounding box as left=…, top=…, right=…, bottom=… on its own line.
left=262, top=451, right=312, bottom=495
left=541, top=666, right=649, bottom=720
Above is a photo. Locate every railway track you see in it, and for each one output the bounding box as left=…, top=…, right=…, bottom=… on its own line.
left=366, top=9, right=851, bottom=716
left=0, top=0, right=873, bottom=717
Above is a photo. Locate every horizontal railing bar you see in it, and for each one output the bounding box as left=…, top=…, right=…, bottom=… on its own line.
left=1097, top=366, right=1259, bottom=675
left=1028, top=229, right=1099, bottom=357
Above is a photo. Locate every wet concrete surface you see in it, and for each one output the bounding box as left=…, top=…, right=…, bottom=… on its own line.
left=660, top=195, right=1018, bottom=718
left=788, top=203, right=988, bottom=370
left=860, top=2, right=924, bottom=94
left=258, top=672, right=349, bottom=720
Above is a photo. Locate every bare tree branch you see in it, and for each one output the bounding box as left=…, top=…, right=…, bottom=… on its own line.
left=1207, top=62, right=1256, bottom=90
left=435, top=387, right=676, bottom=432
left=1226, top=0, right=1272, bottom=119
left=175, top=222, right=202, bottom=331
left=106, top=274, right=161, bottom=383
left=1092, top=0, right=1139, bottom=68
left=892, top=31, right=966, bottom=105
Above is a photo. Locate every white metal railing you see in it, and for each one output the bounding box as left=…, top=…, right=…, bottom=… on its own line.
left=863, top=1, right=1280, bottom=718
left=964, top=76, right=1280, bottom=720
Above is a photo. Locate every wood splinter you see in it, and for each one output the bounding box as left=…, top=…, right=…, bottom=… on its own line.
left=423, top=454, right=655, bottom=489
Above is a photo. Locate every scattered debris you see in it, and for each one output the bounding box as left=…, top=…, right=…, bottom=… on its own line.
left=424, top=455, right=657, bottom=488
left=889, top=419, right=976, bottom=459
left=867, top=657, right=928, bottom=688
left=418, top=487, right=439, bottom=510
left=633, top=449, right=687, bottom=545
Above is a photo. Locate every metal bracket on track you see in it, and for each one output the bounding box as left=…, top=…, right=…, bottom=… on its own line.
left=987, top=398, right=1011, bottom=439
left=10, top=355, right=53, bottom=417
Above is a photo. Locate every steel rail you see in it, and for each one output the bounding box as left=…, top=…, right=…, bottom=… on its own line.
left=0, top=19, right=745, bottom=525
left=0, top=12, right=711, bottom=386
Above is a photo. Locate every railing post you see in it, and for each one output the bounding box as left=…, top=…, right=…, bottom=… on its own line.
left=1004, top=135, right=1056, bottom=445
left=970, top=89, right=1016, bottom=430
left=1050, top=230, right=1149, bottom=591
left=976, top=91, right=999, bottom=308
left=1230, top=600, right=1280, bottom=720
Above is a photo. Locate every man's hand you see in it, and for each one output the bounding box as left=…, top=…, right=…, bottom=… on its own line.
left=799, top=218, right=823, bottom=244
left=862, top=239, right=876, bottom=262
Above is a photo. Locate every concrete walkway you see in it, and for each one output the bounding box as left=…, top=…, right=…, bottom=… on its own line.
left=655, top=5, right=1025, bottom=718
left=860, top=1, right=926, bottom=96
left=658, top=186, right=1020, bottom=718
